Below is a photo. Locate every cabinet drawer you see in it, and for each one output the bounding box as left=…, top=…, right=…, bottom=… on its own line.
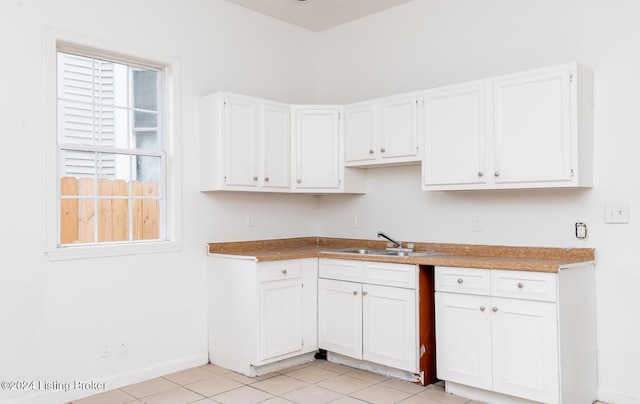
left=435, top=266, right=491, bottom=295
left=364, top=262, right=417, bottom=289
left=491, top=270, right=557, bottom=302
left=319, top=259, right=364, bottom=282
left=260, top=260, right=303, bottom=281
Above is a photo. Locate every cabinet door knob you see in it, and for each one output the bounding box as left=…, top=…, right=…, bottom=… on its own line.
left=297, top=179, right=302, bottom=184
left=353, top=291, right=358, bottom=296
left=362, top=291, right=368, bottom=296
left=478, top=171, right=484, bottom=177
left=281, top=269, right=287, bottom=275
left=492, top=307, right=498, bottom=312
left=480, top=306, right=486, bottom=311
left=369, top=149, right=374, bottom=154
left=253, top=176, right=258, bottom=181
left=517, top=282, right=524, bottom=289
left=494, top=171, right=500, bottom=177
left=264, top=177, right=269, bottom=182
left=457, top=278, right=463, bottom=284
left=380, top=148, right=386, bottom=153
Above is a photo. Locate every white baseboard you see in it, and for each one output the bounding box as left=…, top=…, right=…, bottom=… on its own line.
left=598, top=388, right=640, bottom=404
left=3, top=353, right=209, bottom=404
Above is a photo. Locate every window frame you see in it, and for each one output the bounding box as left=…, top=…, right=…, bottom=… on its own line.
left=45, top=29, right=182, bottom=260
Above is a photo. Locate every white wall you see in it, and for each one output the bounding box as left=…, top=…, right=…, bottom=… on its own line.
left=313, top=1, right=640, bottom=403
left=0, top=1, right=319, bottom=403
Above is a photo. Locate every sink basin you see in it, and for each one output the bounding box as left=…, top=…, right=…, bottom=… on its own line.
left=336, top=248, right=388, bottom=255
left=381, top=250, right=445, bottom=257
left=333, top=248, right=444, bottom=257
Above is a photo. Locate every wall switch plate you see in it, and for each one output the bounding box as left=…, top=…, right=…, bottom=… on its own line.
left=246, top=213, right=255, bottom=227
left=116, top=337, right=128, bottom=353
left=349, top=215, right=358, bottom=228
left=605, top=203, right=629, bottom=223
left=575, top=222, right=588, bottom=239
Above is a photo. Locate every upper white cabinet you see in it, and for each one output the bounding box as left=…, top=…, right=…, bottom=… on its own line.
left=345, top=93, right=421, bottom=167
left=423, top=82, right=487, bottom=187
left=423, top=62, right=593, bottom=190
left=261, top=101, right=292, bottom=189
left=200, top=92, right=290, bottom=192
left=291, top=105, right=366, bottom=193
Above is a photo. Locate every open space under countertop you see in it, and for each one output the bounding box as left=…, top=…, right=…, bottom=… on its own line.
left=207, top=237, right=595, bottom=273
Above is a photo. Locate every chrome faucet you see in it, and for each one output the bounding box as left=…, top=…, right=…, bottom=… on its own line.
left=377, top=231, right=402, bottom=249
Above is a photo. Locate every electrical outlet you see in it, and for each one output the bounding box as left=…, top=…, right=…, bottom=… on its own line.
left=246, top=213, right=255, bottom=227
left=349, top=215, right=358, bottom=228
left=99, top=340, right=112, bottom=358
left=472, top=217, right=482, bottom=232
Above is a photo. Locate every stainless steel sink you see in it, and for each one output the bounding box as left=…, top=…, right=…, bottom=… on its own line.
left=336, top=248, right=388, bottom=255
left=333, top=248, right=444, bottom=257
left=382, top=250, right=444, bottom=257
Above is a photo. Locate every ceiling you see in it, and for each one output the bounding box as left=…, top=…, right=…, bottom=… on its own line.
left=222, top=0, right=416, bottom=32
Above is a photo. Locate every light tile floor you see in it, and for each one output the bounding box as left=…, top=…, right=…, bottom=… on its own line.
left=71, top=360, right=609, bottom=404
left=70, top=360, right=483, bottom=404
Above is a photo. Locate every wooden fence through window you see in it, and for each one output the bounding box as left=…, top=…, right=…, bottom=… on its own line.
left=60, top=177, right=160, bottom=244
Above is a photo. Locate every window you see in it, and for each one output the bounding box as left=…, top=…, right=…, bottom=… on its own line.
left=47, top=36, right=181, bottom=259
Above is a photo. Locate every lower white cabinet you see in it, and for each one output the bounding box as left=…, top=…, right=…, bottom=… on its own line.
left=208, top=257, right=318, bottom=376
left=318, top=259, right=418, bottom=374
left=434, top=266, right=596, bottom=404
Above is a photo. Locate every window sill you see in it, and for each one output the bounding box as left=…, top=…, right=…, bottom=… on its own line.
left=46, top=241, right=183, bottom=261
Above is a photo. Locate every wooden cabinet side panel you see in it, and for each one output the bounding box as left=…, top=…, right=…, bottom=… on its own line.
left=419, top=266, right=437, bottom=385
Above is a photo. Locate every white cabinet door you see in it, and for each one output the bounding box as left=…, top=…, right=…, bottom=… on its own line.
left=422, top=63, right=590, bottom=191
left=224, top=94, right=259, bottom=187
left=491, top=297, right=559, bottom=404
left=318, top=278, right=362, bottom=359
left=379, top=93, right=420, bottom=161
left=492, top=67, right=573, bottom=185
left=423, top=83, right=487, bottom=187
left=344, top=94, right=420, bottom=167
left=435, top=292, right=492, bottom=390
left=200, top=92, right=288, bottom=192
left=260, top=277, right=303, bottom=361
left=362, top=284, right=417, bottom=372
left=344, top=101, right=376, bottom=164
left=261, top=101, right=291, bottom=189
left=292, top=106, right=343, bottom=190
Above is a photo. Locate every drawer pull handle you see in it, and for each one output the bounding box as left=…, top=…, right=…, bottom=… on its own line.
left=492, top=307, right=498, bottom=312
left=282, top=269, right=287, bottom=275
left=517, top=282, right=524, bottom=289
left=353, top=291, right=358, bottom=296
left=480, top=306, right=486, bottom=311
left=457, top=278, right=463, bottom=284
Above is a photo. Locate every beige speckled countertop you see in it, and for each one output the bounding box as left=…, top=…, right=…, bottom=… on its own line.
left=207, top=237, right=595, bottom=273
